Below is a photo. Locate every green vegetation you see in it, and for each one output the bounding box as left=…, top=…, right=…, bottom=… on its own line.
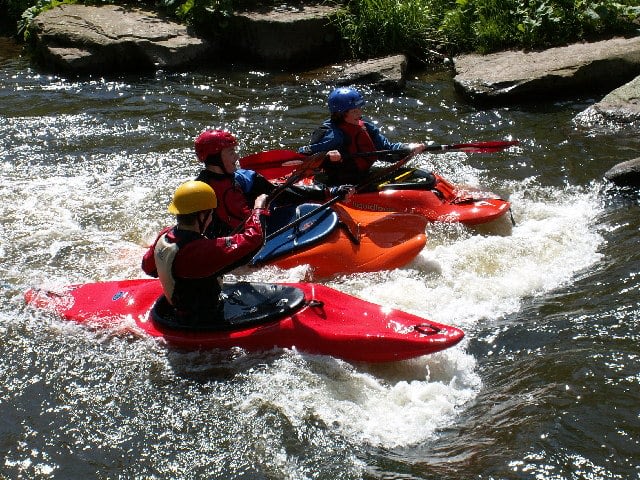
left=334, top=0, right=640, bottom=61
left=3, top=0, right=639, bottom=61
left=14, top=0, right=71, bottom=39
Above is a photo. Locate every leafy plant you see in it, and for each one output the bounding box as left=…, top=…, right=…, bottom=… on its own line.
left=334, top=0, right=445, bottom=62
left=435, top=0, right=640, bottom=55
left=17, top=0, right=71, bottom=40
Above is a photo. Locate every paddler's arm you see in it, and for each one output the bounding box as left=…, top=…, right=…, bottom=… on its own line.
left=365, top=121, right=426, bottom=161
left=141, top=226, right=172, bottom=277
left=219, top=194, right=269, bottom=261
left=298, top=121, right=343, bottom=156
left=173, top=196, right=270, bottom=278
left=212, top=196, right=269, bottom=273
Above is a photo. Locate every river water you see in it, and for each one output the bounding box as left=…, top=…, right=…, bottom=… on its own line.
left=1, top=37, right=639, bottom=479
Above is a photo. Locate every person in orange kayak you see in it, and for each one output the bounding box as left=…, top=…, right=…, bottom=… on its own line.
left=298, top=87, right=432, bottom=187
left=194, top=129, right=351, bottom=237
left=142, top=180, right=268, bottom=327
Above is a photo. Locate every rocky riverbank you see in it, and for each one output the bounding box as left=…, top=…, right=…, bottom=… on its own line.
left=19, top=3, right=640, bottom=185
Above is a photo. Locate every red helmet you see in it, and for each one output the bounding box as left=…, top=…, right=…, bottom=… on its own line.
left=194, top=129, right=238, bottom=162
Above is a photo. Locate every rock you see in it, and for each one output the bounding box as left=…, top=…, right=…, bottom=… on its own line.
left=223, top=4, right=342, bottom=69
left=301, top=54, right=408, bottom=91
left=452, top=37, right=640, bottom=105
left=574, top=75, right=640, bottom=127
left=30, top=4, right=212, bottom=74
left=604, top=157, right=640, bottom=187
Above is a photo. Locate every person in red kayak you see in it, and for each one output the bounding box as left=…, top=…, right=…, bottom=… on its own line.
left=142, top=180, right=268, bottom=327
left=298, top=87, right=433, bottom=188
left=193, top=129, right=351, bottom=237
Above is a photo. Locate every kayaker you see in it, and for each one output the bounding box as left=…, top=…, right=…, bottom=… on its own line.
left=194, top=129, right=352, bottom=236
left=141, top=180, right=268, bottom=327
left=298, top=87, right=434, bottom=188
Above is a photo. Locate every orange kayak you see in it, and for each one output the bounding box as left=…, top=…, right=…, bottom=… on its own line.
left=255, top=203, right=427, bottom=278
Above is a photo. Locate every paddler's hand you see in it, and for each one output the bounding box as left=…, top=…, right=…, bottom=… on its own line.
left=326, top=150, right=342, bottom=162
left=408, top=143, right=426, bottom=154
left=329, top=184, right=355, bottom=200
left=253, top=193, right=269, bottom=210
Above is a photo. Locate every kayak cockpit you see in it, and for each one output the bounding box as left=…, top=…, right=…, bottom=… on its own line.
left=151, top=281, right=306, bottom=331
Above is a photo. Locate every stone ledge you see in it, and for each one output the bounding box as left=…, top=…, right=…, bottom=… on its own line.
left=30, top=4, right=211, bottom=74
left=453, top=37, right=640, bottom=105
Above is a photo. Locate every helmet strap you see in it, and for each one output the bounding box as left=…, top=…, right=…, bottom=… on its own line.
left=205, top=153, right=234, bottom=176
left=197, top=209, right=213, bottom=235
left=204, top=153, right=223, bottom=167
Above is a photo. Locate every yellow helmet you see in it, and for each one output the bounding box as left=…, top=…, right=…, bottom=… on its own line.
left=168, top=181, right=217, bottom=215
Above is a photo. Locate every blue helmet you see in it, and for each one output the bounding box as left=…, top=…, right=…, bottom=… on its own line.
left=328, top=87, right=365, bottom=114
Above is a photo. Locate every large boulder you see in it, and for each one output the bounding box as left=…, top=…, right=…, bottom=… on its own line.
left=301, top=55, right=409, bottom=91
left=452, top=37, right=640, bottom=105
left=574, top=74, right=640, bottom=127
left=604, top=157, right=640, bottom=188
left=29, top=4, right=212, bottom=74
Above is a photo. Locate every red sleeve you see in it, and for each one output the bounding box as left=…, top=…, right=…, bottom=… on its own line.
left=173, top=209, right=266, bottom=278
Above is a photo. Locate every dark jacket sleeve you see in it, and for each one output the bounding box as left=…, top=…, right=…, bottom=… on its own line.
left=298, top=120, right=343, bottom=155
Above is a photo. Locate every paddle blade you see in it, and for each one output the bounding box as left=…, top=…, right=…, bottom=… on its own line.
left=240, top=149, right=306, bottom=178
left=428, top=140, right=519, bottom=153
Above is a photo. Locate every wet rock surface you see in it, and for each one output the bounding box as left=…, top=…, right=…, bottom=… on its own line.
left=604, top=157, right=640, bottom=188
left=574, top=75, right=640, bottom=127
left=301, top=54, right=408, bottom=92
left=452, top=37, right=640, bottom=106
left=30, top=4, right=211, bottom=74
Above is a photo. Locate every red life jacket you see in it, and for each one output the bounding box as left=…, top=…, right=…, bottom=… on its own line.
left=338, top=120, right=377, bottom=173
left=196, top=170, right=251, bottom=230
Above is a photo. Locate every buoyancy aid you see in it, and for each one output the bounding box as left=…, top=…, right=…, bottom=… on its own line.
left=339, top=120, right=378, bottom=172
left=154, top=228, right=223, bottom=324
left=196, top=170, right=255, bottom=232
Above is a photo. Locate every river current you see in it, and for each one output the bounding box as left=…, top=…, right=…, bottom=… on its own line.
left=1, top=37, right=639, bottom=479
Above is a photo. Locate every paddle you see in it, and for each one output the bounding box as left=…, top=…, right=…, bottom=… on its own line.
left=351, top=140, right=520, bottom=157
left=240, top=149, right=307, bottom=178
left=240, top=140, right=519, bottom=179
left=264, top=151, right=326, bottom=203
left=228, top=151, right=327, bottom=236
left=355, top=151, right=418, bottom=192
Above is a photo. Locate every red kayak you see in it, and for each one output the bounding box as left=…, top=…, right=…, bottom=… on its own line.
left=240, top=146, right=515, bottom=226
left=342, top=172, right=511, bottom=225
left=24, top=279, right=464, bottom=363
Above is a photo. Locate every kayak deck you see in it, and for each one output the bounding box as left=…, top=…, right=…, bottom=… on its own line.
left=341, top=174, right=512, bottom=225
